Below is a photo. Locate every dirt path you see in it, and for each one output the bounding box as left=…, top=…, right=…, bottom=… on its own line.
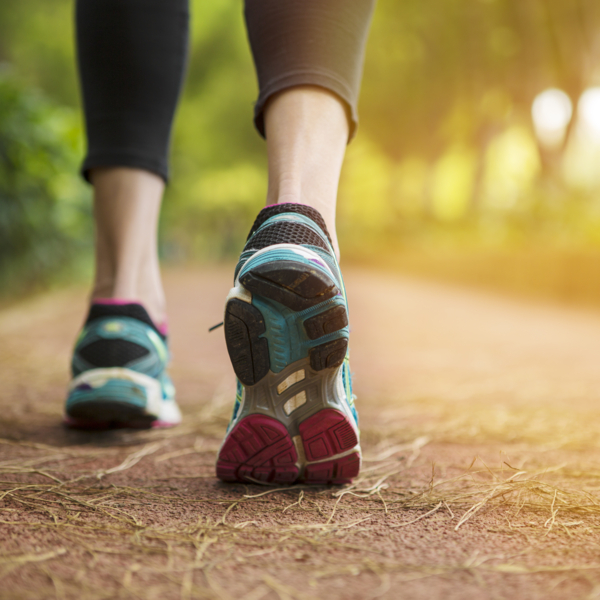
left=2, top=265, right=600, bottom=600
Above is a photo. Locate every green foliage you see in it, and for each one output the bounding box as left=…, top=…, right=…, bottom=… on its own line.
left=0, top=70, right=91, bottom=296
left=2, top=0, right=600, bottom=295
left=360, top=0, right=594, bottom=160
left=162, top=0, right=267, bottom=259
left=0, top=0, right=78, bottom=106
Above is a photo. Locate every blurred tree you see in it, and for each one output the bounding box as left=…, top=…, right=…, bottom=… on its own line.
left=361, top=0, right=600, bottom=160
left=0, top=0, right=79, bottom=105
left=0, top=71, right=90, bottom=296
left=3, top=0, right=600, bottom=287
left=163, top=0, right=266, bottom=258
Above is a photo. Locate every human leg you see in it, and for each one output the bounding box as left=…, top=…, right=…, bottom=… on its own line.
left=76, top=0, right=189, bottom=182
left=91, top=167, right=165, bottom=326
left=77, top=0, right=189, bottom=325
left=216, top=0, right=375, bottom=483
left=246, top=0, right=375, bottom=257
left=65, top=0, right=189, bottom=428
left=264, top=87, right=348, bottom=257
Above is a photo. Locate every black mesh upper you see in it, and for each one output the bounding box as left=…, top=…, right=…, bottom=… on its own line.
left=86, top=303, right=164, bottom=339
left=78, top=339, right=149, bottom=368
left=244, top=221, right=330, bottom=253
left=246, top=203, right=333, bottom=245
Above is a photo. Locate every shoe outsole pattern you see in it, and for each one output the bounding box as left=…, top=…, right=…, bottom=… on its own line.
left=226, top=259, right=349, bottom=386
left=216, top=409, right=359, bottom=485
left=304, top=306, right=349, bottom=340
left=224, top=300, right=269, bottom=386
left=298, top=409, right=358, bottom=462
left=220, top=257, right=359, bottom=485
left=65, top=400, right=178, bottom=430
left=64, top=415, right=174, bottom=430
left=239, top=260, right=339, bottom=312
left=67, top=399, right=154, bottom=424
left=216, top=415, right=299, bottom=483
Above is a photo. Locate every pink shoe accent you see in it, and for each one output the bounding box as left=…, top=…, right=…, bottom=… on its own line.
left=216, top=415, right=299, bottom=484
left=299, top=409, right=358, bottom=462
left=303, top=452, right=361, bottom=485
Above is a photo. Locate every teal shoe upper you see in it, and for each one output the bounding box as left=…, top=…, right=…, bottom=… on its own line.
left=226, top=203, right=358, bottom=430
left=65, top=303, right=181, bottom=427
left=67, top=303, right=173, bottom=410
left=72, top=310, right=169, bottom=379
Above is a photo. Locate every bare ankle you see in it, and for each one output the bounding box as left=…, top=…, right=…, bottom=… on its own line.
left=90, top=167, right=166, bottom=327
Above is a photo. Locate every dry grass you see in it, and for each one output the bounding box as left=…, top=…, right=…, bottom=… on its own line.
left=3, top=393, right=600, bottom=600
left=5, top=268, right=600, bottom=598
left=386, top=397, right=600, bottom=452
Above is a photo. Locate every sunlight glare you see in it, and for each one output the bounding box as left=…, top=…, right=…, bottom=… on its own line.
left=531, top=88, right=573, bottom=149
left=578, top=87, right=600, bottom=139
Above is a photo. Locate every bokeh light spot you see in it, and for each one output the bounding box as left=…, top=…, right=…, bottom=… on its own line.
left=578, top=87, right=600, bottom=139
left=531, top=88, right=573, bottom=149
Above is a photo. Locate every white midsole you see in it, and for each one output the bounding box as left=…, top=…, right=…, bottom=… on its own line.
left=225, top=282, right=252, bottom=305
left=69, top=367, right=181, bottom=423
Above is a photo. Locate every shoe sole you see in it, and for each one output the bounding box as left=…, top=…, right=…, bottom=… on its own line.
left=64, top=367, right=181, bottom=430
left=218, top=251, right=360, bottom=485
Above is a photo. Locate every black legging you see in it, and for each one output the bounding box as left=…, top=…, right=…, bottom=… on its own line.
left=76, top=0, right=375, bottom=183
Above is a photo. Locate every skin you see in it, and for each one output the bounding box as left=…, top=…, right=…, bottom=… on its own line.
left=264, top=85, right=349, bottom=258
left=89, top=85, right=349, bottom=326
left=90, top=167, right=166, bottom=326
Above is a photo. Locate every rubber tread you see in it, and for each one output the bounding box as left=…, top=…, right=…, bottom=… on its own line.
left=240, top=260, right=339, bottom=311
left=299, top=410, right=360, bottom=484
left=303, top=453, right=361, bottom=485
left=299, top=409, right=359, bottom=462
left=216, top=415, right=299, bottom=483
left=66, top=399, right=154, bottom=426
left=309, top=338, right=348, bottom=371
left=304, top=306, right=349, bottom=340
left=224, top=299, right=270, bottom=386
left=64, top=415, right=158, bottom=430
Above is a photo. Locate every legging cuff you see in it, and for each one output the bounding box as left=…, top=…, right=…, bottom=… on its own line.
left=81, top=152, right=169, bottom=183
left=253, top=72, right=358, bottom=142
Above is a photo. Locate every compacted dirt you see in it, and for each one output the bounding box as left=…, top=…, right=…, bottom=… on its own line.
left=3, top=265, right=600, bottom=599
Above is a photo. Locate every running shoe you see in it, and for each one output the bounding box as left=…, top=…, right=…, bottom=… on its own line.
left=216, top=203, right=360, bottom=485
left=64, top=301, right=181, bottom=428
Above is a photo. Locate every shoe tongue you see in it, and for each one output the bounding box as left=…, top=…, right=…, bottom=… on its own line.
left=246, top=203, right=333, bottom=246
left=86, top=302, right=166, bottom=339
